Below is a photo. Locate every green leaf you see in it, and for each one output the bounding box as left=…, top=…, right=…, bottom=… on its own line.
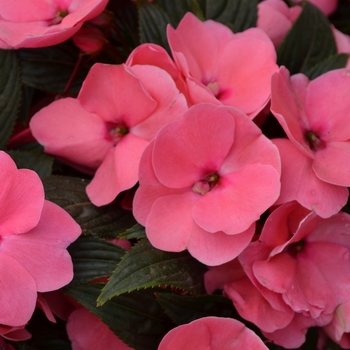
left=67, top=235, right=126, bottom=286
left=157, top=293, right=237, bottom=325
left=0, top=49, right=21, bottom=149
left=7, top=150, right=53, bottom=179
left=204, top=0, right=257, bottom=32
left=18, top=42, right=88, bottom=94
left=277, top=2, right=337, bottom=74
left=138, top=2, right=174, bottom=53
left=65, top=283, right=173, bottom=350
left=156, top=0, right=204, bottom=24
left=43, top=175, right=137, bottom=238
left=118, top=223, right=146, bottom=240
left=305, top=53, right=349, bottom=79
left=97, top=238, right=206, bottom=305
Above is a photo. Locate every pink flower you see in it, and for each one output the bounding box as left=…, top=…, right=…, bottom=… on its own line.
left=158, top=316, right=269, bottom=349
left=257, top=0, right=301, bottom=48
left=0, top=0, right=108, bottom=49
left=133, top=103, right=281, bottom=265
left=72, top=27, right=107, bottom=54
left=0, top=151, right=81, bottom=327
left=271, top=67, right=350, bottom=217
left=240, top=201, right=350, bottom=324
left=67, top=307, right=133, bottom=350
left=167, top=12, right=279, bottom=117
left=30, top=63, right=187, bottom=206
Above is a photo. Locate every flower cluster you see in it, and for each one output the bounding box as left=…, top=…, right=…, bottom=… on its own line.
left=1, top=0, right=350, bottom=348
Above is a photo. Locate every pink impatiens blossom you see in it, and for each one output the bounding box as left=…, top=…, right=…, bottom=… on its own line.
left=133, top=103, right=281, bottom=266
left=226, top=201, right=350, bottom=347
left=0, top=0, right=108, bottom=49
left=257, top=0, right=302, bottom=48
left=167, top=12, right=279, bottom=117
left=295, top=0, right=338, bottom=16
left=67, top=307, right=133, bottom=350
left=30, top=63, right=188, bottom=206
left=158, top=316, right=269, bottom=349
left=0, top=151, right=81, bottom=327
left=271, top=67, right=350, bottom=217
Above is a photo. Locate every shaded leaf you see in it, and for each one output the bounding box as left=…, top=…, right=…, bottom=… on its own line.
left=305, top=53, right=349, bottom=79
left=68, top=235, right=126, bottom=286
left=7, top=150, right=53, bottom=179
left=18, top=42, right=88, bottom=94
left=277, top=2, right=337, bottom=74
left=330, top=0, right=350, bottom=36
left=204, top=0, right=257, bottom=31
left=0, top=49, right=21, bottom=149
left=138, top=2, right=174, bottom=53
left=43, top=175, right=137, bottom=238
left=65, top=283, right=173, bottom=350
left=156, top=293, right=237, bottom=325
left=118, top=223, right=146, bottom=240
left=98, top=238, right=206, bottom=305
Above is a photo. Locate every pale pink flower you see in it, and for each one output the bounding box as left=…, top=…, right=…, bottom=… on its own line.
left=271, top=67, right=350, bottom=217
left=0, top=151, right=81, bottom=327
left=0, top=0, right=108, bottom=49
left=257, top=0, right=301, bottom=48
left=133, top=103, right=281, bottom=265
left=30, top=63, right=187, bottom=206
left=67, top=307, right=133, bottom=350
left=158, top=316, right=269, bottom=350
left=167, top=12, right=279, bottom=117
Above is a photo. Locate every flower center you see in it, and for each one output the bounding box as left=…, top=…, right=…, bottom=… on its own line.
left=207, top=82, right=220, bottom=97
left=50, top=10, right=68, bottom=25
left=304, top=131, right=326, bottom=152
left=284, top=240, right=305, bottom=257
left=107, top=123, right=129, bottom=144
left=192, top=173, right=219, bottom=195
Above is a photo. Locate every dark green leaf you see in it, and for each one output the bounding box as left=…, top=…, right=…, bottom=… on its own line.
left=0, top=49, right=21, bottom=149
left=98, top=238, right=206, bottom=305
left=18, top=42, right=88, bottom=94
left=68, top=235, right=126, bottom=286
left=138, top=2, right=174, bottom=53
left=43, top=175, right=137, bottom=238
left=204, top=0, right=257, bottom=32
left=156, top=0, right=204, bottom=24
left=118, top=223, right=146, bottom=240
left=157, top=293, right=236, bottom=325
left=17, top=84, right=34, bottom=124
left=277, top=2, right=337, bottom=74
left=305, top=53, right=349, bottom=79
left=65, top=283, right=173, bottom=350
left=330, top=0, right=350, bottom=36
left=7, top=150, right=53, bottom=179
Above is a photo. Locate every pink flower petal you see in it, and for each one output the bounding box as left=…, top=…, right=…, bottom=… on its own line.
left=194, top=164, right=280, bottom=234
left=158, top=316, right=269, bottom=349
left=0, top=152, right=44, bottom=235
left=145, top=192, right=198, bottom=252
left=0, top=252, right=37, bottom=326
left=78, top=64, right=157, bottom=126
left=313, top=141, right=350, bottom=186
left=1, top=201, right=81, bottom=292
left=152, top=104, right=235, bottom=188
left=187, top=223, right=255, bottom=266
left=273, top=138, right=348, bottom=218
left=30, top=98, right=111, bottom=171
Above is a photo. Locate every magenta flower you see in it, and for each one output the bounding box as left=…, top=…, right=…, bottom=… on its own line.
left=158, top=316, right=269, bottom=349
left=0, top=0, right=108, bottom=49
left=167, top=12, right=279, bottom=117
left=0, top=151, right=81, bottom=327
left=67, top=307, right=132, bottom=350
left=133, top=103, right=281, bottom=265
left=271, top=67, right=350, bottom=217
left=30, top=63, right=187, bottom=206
